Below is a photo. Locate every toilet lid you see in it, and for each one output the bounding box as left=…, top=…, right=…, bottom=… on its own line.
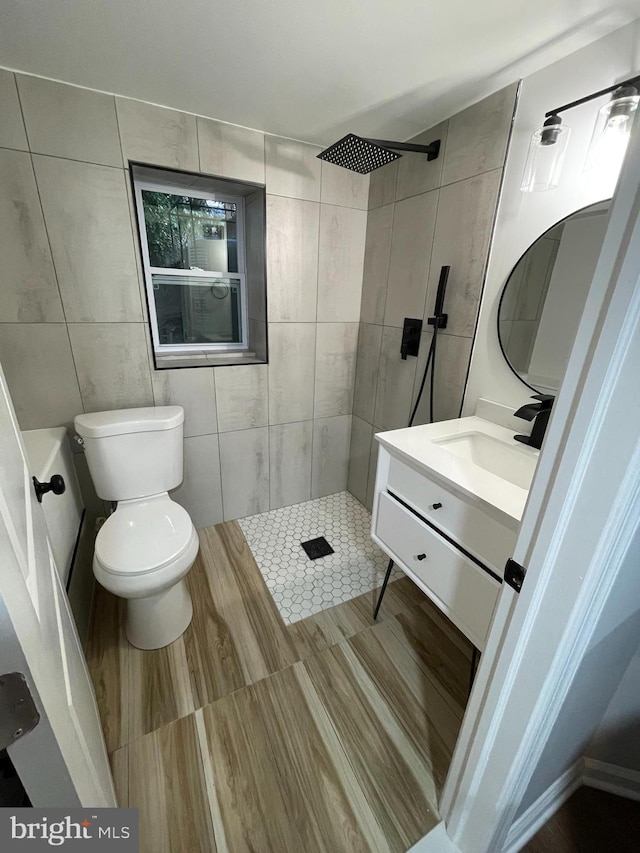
left=95, top=496, right=195, bottom=575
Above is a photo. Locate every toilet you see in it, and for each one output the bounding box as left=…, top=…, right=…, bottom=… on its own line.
left=74, top=406, right=198, bottom=650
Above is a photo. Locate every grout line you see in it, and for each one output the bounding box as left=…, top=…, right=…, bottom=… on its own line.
left=195, top=115, right=202, bottom=171
left=113, top=96, right=129, bottom=169
left=266, top=363, right=272, bottom=509
left=266, top=188, right=365, bottom=211
left=310, top=193, right=323, bottom=499
left=17, top=84, right=87, bottom=415
left=12, top=73, right=32, bottom=152
left=210, top=366, right=219, bottom=434
left=24, top=149, right=125, bottom=171
left=109, top=93, right=126, bottom=169
left=215, top=393, right=226, bottom=522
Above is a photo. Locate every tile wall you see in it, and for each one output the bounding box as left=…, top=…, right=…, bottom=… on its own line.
left=0, top=70, right=369, bottom=524
left=347, top=83, right=518, bottom=509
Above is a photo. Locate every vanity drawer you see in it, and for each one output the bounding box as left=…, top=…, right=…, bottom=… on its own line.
left=375, top=492, right=499, bottom=649
left=387, top=455, right=515, bottom=575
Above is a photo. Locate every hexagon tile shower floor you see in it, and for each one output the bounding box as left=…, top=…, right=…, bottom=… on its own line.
left=239, top=491, right=401, bottom=623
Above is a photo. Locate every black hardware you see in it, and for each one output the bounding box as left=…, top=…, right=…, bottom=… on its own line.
left=389, top=489, right=503, bottom=583
left=514, top=393, right=554, bottom=450
left=505, top=557, right=527, bottom=593
left=416, top=553, right=427, bottom=561
left=317, top=133, right=441, bottom=175
left=0, top=673, right=40, bottom=751
left=373, top=557, right=395, bottom=620
left=374, top=265, right=450, bottom=620
left=431, top=502, right=443, bottom=510
left=367, top=137, right=441, bottom=159
left=301, top=536, right=334, bottom=560
left=540, top=114, right=563, bottom=146
left=400, top=317, right=422, bottom=360
left=545, top=73, right=640, bottom=119
left=427, top=266, right=449, bottom=330
left=32, top=474, right=65, bottom=504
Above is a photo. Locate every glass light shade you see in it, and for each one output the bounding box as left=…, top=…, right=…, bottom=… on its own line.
left=520, top=124, right=570, bottom=192
left=585, top=91, right=639, bottom=175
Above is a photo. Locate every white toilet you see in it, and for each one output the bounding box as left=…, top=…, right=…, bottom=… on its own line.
left=74, top=406, right=198, bottom=650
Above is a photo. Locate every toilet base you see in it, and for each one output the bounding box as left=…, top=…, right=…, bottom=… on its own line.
left=125, top=579, right=193, bottom=649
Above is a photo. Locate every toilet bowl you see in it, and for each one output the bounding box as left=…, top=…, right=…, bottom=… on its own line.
left=74, top=406, right=197, bottom=650
left=94, top=494, right=198, bottom=649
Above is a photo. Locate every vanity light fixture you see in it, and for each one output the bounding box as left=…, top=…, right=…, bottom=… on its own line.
left=585, top=84, right=639, bottom=174
left=520, top=114, right=570, bottom=192
left=520, top=74, right=640, bottom=192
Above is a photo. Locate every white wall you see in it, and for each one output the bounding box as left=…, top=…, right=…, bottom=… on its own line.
left=518, top=522, right=640, bottom=816
left=463, top=21, right=640, bottom=416
left=588, top=638, right=640, bottom=772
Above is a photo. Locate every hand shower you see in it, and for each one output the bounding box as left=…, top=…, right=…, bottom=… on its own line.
left=374, top=265, right=450, bottom=622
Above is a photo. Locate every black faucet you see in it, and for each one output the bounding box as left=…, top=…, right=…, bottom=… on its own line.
left=514, top=394, right=555, bottom=450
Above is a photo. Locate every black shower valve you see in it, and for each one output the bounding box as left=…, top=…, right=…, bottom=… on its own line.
left=400, top=318, right=423, bottom=360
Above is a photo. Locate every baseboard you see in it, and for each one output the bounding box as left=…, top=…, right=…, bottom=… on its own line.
left=407, top=822, right=461, bottom=853
left=583, top=757, right=640, bottom=802
left=503, top=760, right=583, bottom=853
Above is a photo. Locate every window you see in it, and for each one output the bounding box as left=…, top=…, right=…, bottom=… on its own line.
left=132, top=165, right=267, bottom=366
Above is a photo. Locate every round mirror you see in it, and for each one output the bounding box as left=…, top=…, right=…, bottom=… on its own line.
left=498, top=200, right=611, bottom=393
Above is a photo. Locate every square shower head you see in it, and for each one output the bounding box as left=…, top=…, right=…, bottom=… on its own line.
left=317, top=134, right=401, bottom=174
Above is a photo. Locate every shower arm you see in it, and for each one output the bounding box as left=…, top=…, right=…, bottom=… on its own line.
left=364, top=138, right=441, bottom=161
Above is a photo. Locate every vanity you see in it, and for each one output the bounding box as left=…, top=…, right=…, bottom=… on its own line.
left=371, top=416, right=539, bottom=650
left=370, top=194, right=613, bottom=649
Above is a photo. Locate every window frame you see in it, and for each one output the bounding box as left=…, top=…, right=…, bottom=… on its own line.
left=133, top=175, right=249, bottom=355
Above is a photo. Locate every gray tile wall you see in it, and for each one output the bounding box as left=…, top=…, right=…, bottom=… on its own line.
left=0, top=69, right=367, bottom=525
left=348, top=84, right=518, bottom=510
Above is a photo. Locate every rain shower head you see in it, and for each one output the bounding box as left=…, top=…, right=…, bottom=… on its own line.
left=317, top=133, right=441, bottom=175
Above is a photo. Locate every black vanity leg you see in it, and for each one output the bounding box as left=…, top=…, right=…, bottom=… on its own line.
left=373, top=558, right=395, bottom=620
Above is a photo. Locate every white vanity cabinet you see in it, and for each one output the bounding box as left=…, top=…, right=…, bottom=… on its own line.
left=372, top=429, right=522, bottom=651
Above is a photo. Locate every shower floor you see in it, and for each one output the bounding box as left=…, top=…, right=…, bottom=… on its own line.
left=239, top=491, right=402, bottom=623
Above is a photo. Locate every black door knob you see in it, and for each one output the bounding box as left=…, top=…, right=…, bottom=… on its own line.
left=431, top=502, right=443, bottom=510
left=32, top=474, right=66, bottom=504
left=416, top=553, right=427, bottom=561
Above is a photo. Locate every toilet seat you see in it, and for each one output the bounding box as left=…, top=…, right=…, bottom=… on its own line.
left=95, top=494, right=194, bottom=576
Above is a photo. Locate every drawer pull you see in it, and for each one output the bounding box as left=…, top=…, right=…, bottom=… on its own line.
left=416, top=553, right=427, bottom=561
left=431, top=502, right=443, bottom=510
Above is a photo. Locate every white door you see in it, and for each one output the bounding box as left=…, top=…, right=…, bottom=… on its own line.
left=0, top=363, right=115, bottom=807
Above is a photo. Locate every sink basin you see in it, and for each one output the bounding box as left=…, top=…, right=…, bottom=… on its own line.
left=376, top=415, right=540, bottom=525
left=432, top=431, right=538, bottom=490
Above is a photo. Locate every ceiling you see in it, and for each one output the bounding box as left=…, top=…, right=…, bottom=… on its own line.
left=1, top=1, right=640, bottom=145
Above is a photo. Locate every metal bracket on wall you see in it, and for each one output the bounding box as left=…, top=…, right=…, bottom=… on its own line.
left=0, top=673, right=40, bottom=750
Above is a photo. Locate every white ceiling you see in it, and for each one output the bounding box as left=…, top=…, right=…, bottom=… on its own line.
left=1, top=1, right=640, bottom=145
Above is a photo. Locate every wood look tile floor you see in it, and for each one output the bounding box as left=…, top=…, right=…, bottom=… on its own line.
left=522, top=786, right=640, bottom=852
left=87, top=520, right=472, bottom=853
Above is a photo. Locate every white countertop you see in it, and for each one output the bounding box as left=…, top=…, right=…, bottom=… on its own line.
left=376, top=416, right=538, bottom=528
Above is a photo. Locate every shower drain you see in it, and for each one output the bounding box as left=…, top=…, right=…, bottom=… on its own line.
left=300, top=536, right=334, bottom=560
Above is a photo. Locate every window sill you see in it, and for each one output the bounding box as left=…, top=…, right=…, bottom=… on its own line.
left=154, top=350, right=266, bottom=369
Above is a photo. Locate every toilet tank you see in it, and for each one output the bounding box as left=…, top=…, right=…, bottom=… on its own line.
left=74, top=406, right=184, bottom=501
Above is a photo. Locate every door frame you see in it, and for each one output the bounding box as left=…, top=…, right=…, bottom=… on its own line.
left=426, top=111, right=640, bottom=851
